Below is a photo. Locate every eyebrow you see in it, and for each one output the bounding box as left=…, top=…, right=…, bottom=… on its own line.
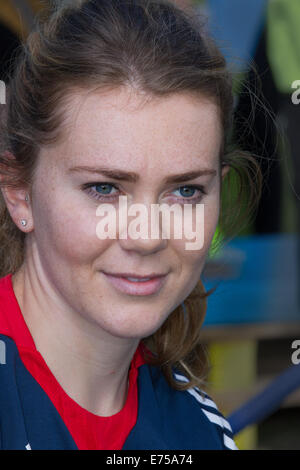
left=69, top=165, right=217, bottom=183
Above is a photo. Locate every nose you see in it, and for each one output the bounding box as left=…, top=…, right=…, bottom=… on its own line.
left=117, top=200, right=168, bottom=255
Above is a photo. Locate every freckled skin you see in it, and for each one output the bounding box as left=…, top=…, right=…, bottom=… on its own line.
left=21, top=87, right=226, bottom=340
left=2, top=87, right=230, bottom=415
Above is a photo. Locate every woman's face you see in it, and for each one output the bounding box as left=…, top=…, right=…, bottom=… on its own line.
left=27, top=87, right=225, bottom=339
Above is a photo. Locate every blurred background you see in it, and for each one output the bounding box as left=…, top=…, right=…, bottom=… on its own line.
left=0, top=0, right=299, bottom=450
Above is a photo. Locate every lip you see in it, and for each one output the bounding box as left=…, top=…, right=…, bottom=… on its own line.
left=103, top=272, right=167, bottom=279
left=102, top=272, right=168, bottom=296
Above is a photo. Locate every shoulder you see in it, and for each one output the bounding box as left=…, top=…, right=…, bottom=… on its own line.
left=172, top=371, right=238, bottom=450
left=135, top=363, right=238, bottom=450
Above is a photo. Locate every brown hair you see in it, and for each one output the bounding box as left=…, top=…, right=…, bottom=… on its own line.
left=0, top=0, right=262, bottom=391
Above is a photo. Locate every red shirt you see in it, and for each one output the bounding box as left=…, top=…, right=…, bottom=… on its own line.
left=0, top=273, right=148, bottom=450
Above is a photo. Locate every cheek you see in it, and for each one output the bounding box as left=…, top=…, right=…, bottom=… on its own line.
left=183, top=196, right=220, bottom=247
left=32, top=191, right=110, bottom=265
left=175, top=196, right=220, bottom=269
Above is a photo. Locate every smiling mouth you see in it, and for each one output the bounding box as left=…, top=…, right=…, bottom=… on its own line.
left=102, top=272, right=168, bottom=296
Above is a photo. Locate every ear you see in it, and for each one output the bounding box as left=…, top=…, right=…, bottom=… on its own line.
left=0, top=182, right=33, bottom=234
left=0, top=151, right=33, bottom=233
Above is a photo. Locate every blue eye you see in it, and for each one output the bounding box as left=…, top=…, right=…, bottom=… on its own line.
left=83, top=182, right=120, bottom=201
left=172, top=185, right=206, bottom=201
left=175, top=186, right=197, bottom=198
left=82, top=182, right=206, bottom=203
left=94, top=183, right=116, bottom=195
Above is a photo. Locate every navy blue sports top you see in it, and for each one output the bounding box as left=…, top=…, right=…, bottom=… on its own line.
left=0, top=274, right=238, bottom=450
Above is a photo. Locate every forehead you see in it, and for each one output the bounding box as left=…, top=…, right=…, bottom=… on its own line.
left=46, top=87, right=222, bottom=171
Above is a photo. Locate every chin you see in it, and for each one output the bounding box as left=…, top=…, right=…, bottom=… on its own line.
left=98, top=311, right=167, bottom=340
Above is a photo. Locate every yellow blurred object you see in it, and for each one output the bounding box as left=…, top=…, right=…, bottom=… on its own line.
left=0, top=0, right=27, bottom=39
left=234, top=425, right=258, bottom=451
left=0, top=0, right=45, bottom=40
left=206, top=340, right=258, bottom=450
left=29, top=0, right=45, bottom=13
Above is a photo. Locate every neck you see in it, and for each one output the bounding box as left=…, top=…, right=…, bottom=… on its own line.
left=12, top=262, right=140, bottom=417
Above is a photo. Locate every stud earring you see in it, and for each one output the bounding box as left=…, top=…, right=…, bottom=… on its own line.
left=20, top=219, right=27, bottom=227
left=25, top=195, right=29, bottom=202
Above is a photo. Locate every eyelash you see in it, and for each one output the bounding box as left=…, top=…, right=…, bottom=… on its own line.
left=82, top=182, right=207, bottom=204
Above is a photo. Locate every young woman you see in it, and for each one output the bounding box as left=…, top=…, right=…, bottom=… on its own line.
left=0, top=0, right=261, bottom=450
